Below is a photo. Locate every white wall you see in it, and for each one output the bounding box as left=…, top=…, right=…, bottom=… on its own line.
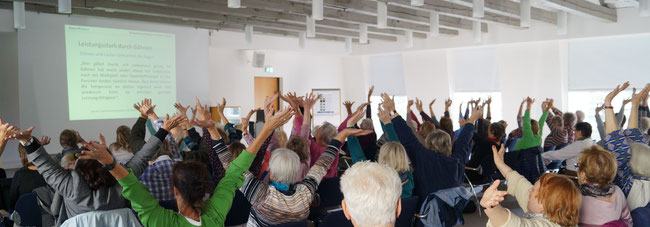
left=0, top=31, right=20, bottom=169
left=0, top=10, right=210, bottom=168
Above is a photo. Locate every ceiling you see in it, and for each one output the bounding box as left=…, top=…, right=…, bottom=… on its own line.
left=0, top=0, right=633, bottom=45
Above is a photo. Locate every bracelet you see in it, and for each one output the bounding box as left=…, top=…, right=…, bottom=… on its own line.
left=603, top=106, right=614, bottom=109
left=102, top=158, right=117, bottom=171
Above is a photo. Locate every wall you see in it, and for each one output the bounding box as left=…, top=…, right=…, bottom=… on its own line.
left=0, top=10, right=210, bottom=168
left=0, top=31, right=20, bottom=168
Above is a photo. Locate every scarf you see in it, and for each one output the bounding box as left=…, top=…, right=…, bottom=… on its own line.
left=270, top=181, right=291, bottom=191
left=580, top=183, right=614, bottom=198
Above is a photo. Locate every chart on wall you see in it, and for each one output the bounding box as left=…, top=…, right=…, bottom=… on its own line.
left=312, top=88, right=341, bottom=127
left=65, top=24, right=177, bottom=120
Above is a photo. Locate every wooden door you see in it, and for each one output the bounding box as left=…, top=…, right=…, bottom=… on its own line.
left=254, top=77, right=280, bottom=111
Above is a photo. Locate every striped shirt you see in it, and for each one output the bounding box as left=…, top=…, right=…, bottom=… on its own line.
left=605, top=128, right=649, bottom=195
left=241, top=140, right=341, bottom=227
left=543, top=109, right=570, bottom=148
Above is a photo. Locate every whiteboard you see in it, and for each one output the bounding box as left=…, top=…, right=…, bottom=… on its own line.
left=312, top=88, right=341, bottom=127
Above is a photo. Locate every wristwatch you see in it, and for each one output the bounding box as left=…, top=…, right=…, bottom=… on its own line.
left=102, top=158, right=117, bottom=171
left=20, top=138, right=34, bottom=147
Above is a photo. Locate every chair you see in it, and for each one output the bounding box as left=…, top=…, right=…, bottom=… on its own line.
left=270, top=220, right=309, bottom=227
left=60, top=208, right=141, bottom=227
left=224, top=190, right=252, bottom=226
left=158, top=200, right=178, bottom=212
left=318, top=196, right=419, bottom=227
left=315, top=177, right=343, bottom=208
left=631, top=201, right=650, bottom=225
left=319, top=210, right=353, bottom=227
left=395, top=196, right=419, bottom=227
left=13, top=192, right=41, bottom=227
left=309, top=177, right=343, bottom=222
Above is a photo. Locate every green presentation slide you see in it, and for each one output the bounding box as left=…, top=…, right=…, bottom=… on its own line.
left=65, top=25, right=176, bottom=120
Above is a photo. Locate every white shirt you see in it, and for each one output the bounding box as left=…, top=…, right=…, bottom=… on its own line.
left=628, top=179, right=650, bottom=211
left=541, top=138, right=595, bottom=171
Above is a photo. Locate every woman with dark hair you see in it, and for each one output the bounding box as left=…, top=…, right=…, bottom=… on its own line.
left=7, top=110, right=184, bottom=225
left=57, top=129, right=83, bottom=162
left=110, top=125, right=133, bottom=165
left=6, top=134, right=48, bottom=210
left=80, top=107, right=294, bottom=227
left=466, top=120, right=506, bottom=183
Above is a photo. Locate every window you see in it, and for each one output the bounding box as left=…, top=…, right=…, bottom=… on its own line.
left=567, top=90, right=632, bottom=141
left=450, top=92, right=502, bottom=128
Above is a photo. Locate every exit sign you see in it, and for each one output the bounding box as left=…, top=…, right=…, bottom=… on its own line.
left=265, top=66, right=274, bottom=73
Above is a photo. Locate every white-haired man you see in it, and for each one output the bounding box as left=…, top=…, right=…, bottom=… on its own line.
left=340, top=161, right=402, bottom=227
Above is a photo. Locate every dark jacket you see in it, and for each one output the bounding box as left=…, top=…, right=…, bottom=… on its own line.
left=504, top=146, right=546, bottom=183
left=9, top=167, right=47, bottom=210
left=391, top=116, right=474, bottom=206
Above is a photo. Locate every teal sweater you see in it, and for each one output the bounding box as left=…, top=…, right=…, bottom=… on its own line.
left=347, top=123, right=414, bottom=198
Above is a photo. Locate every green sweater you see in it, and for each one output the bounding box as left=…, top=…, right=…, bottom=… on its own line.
left=117, top=150, right=255, bottom=227
left=347, top=123, right=414, bottom=198
left=513, top=110, right=548, bottom=151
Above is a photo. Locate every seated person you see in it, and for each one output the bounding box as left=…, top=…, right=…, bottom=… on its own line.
left=541, top=122, right=594, bottom=176
left=340, top=162, right=402, bottom=227
left=481, top=144, right=580, bottom=227
left=576, top=146, right=632, bottom=226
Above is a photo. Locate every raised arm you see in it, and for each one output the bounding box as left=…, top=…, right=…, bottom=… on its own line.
left=605, top=82, right=630, bottom=134
left=517, top=98, right=525, bottom=129
left=378, top=104, right=400, bottom=142
left=595, top=105, right=606, bottom=140
left=629, top=84, right=650, bottom=129
left=384, top=93, right=426, bottom=164
left=451, top=105, right=481, bottom=164
left=126, top=115, right=185, bottom=177
left=346, top=107, right=370, bottom=163
left=12, top=126, right=78, bottom=198
left=485, top=97, right=492, bottom=121
left=130, top=99, right=150, bottom=153
left=367, top=85, right=374, bottom=119
left=0, top=118, right=18, bottom=161
left=444, top=98, right=452, bottom=118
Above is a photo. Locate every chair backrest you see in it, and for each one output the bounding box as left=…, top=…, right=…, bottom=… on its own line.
left=505, top=146, right=545, bottom=183
left=269, top=219, right=309, bottom=227
left=631, top=202, right=650, bottom=226
left=320, top=210, right=354, bottom=227
left=0, top=178, right=12, bottom=210
left=395, top=196, right=419, bottom=227
left=224, top=190, right=252, bottom=226
left=14, top=192, right=41, bottom=227
left=316, top=177, right=343, bottom=208
left=60, top=208, right=142, bottom=227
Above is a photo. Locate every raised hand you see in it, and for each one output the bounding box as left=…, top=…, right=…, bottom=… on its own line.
left=595, top=104, right=604, bottom=114
left=354, top=102, right=369, bottom=114
left=429, top=99, right=436, bottom=109
left=407, top=100, right=414, bottom=110
left=195, top=97, right=211, bottom=121
left=265, top=107, right=295, bottom=130
left=525, top=97, right=535, bottom=107
left=468, top=104, right=484, bottom=123
left=335, top=128, right=374, bottom=142
left=9, top=126, right=35, bottom=143
left=484, top=97, right=492, bottom=105
left=492, top=144, right=506, bottom=167
left=631, top=83, right=650, bottom=105
left=347, top=107, right=367, bottom=127
left=377, top=104, right=392, bottom=125
left=380, top=93, right=395, bottom=112
left=445, top=98, right=452, bottom=108
left=415, top=98, right=424, bottom=113
left=139, top=100, right=157, bottom=118
left=343, top=101, right=355, bottom=114
left=192, top=119, right=217, bottom=129
left=367, top=85, right=375, bottom=102
left=623, top=98, right=632, bottom=106
left=480, top=180, right=507, bottom=209
left=0, top=118, right=19, bottom=142
left=263, top=94, right=280, bottom=122
left=303, top=92, right=322, bottom=110
left=39, top=136, right=51, bottom=146
left=80, top=134, right=114, bottom=165
left=174, top=103, right=190, bottom=115
left=162, top=114, right=186, bottom=131
left=605, top=81, right=629, bottom=106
